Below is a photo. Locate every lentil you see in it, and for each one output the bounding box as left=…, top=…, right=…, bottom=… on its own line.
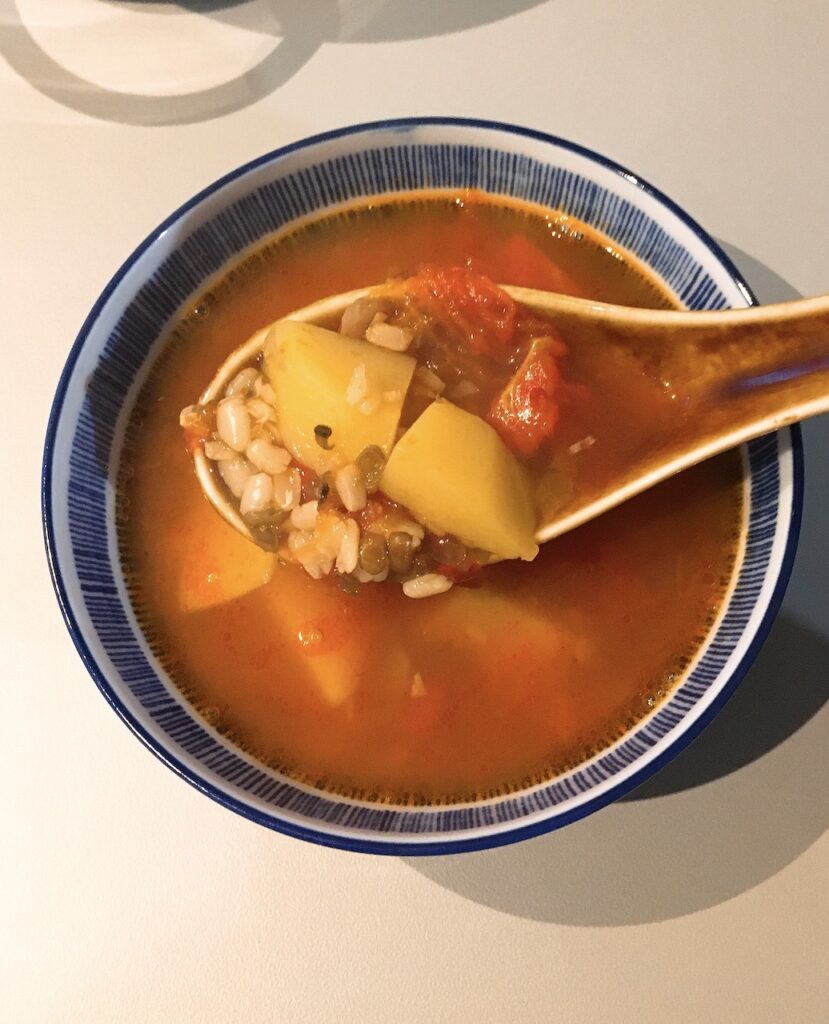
left=387, top=531, right=415, bottom=574
left=432, top=536, right=466, bottom=566
left=359, top=532, right=388, bottom=576
left=355, top=445, right=386, bottom=492
left=335, top=464, right=367, bottom=512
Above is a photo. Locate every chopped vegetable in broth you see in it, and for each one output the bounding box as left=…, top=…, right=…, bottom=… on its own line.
left=119, top=192, right=743, bottom=803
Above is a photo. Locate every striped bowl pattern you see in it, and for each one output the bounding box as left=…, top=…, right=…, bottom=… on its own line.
left=43, top=119, right=802, bottom=854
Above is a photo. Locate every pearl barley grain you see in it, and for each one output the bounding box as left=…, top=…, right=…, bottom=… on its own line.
left=217, top=398, right=251, bottom=453
left=240, top=473, right=273, bottom=516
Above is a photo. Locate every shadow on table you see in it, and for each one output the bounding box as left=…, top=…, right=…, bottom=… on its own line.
left=0, top=0, right=548, bottom=125
left=403, top=612, right=827, bottom=926
left=404, top=245, right=829, bottom=925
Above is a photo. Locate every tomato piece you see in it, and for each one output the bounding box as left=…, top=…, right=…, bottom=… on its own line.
left=488, top=337, right=563, bottom=456
left=401, top=265, right=517, bottom=354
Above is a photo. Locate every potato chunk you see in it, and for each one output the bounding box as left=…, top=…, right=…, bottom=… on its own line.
left=264, top=320, right=416, bottom=475
left=178, top=521, right=275, bottom=613
left=258, top=565, right=362, bottom=708
left=381, top=399, right=539, bottom=561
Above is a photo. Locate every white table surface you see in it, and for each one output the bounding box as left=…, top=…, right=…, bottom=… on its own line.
left=3, top=2, right=827, bottom=1021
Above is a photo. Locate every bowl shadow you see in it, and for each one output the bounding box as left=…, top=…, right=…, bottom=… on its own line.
left=0, top=0, right=548, bottom=125
left=403, top=612, right=828, bottom=925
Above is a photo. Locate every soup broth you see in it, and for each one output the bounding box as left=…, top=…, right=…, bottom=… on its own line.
left=120, top=193, right=743, bottom=803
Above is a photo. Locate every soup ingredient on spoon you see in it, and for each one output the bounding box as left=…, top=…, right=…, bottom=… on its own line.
left=265, top=320, right=416, bottom=475
left=488, top=336, right=564, bottom=455
left=183, top=268, right=572, bottom=594
left=381, top=399, right=538, bottom=561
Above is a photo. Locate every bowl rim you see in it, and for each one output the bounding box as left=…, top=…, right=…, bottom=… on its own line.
left=42, top=116, right=804, bottom=855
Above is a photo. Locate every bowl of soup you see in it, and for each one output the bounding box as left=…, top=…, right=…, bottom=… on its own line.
left=42, top=118, right=802, bottom=853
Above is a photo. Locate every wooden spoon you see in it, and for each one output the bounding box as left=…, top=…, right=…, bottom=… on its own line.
left=193, top=286, right=829, bottom=546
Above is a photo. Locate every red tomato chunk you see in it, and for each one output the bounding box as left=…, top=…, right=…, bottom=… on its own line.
left=488, top=336, right=565, bottom=455
left=400, top=265, right=517, bottom=354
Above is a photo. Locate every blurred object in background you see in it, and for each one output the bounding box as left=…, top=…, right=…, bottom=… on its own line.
left=1, top=0, right=549, bottom=124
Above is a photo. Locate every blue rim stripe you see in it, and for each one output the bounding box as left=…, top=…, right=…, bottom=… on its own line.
left=41, top=117, right=803, bottom=855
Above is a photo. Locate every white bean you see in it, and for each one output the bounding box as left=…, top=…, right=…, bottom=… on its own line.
left=335, top=464, right=367, bottom=512
left=402, top=574, right=453, bottom=599
left=179, top=404, right=203, bottom=428
left=290, top=500, right=319, bottom=531
left=335, top=518, right=360, bottom=574
left=288, top=531, right=332, bottom=579
left=218, top=456, right=252, bottom=499
left=216, top=397, right=251, bottom=453
left=259, top=420, right=282, bottom=445
left=314, top=517, right=346, bottom=560
left=254, top=378, right=277, bottom=405
left=240, top=473, right=274, bottom=516
left=273, top=468, right=301, bottom=511
left=224, top=367, right=259, bottom=398
left=299, top=553, right=333, bottom=580
left=365, top=322, right=412, bottom=352
left=246, top=439, right=291, bottom=475
left=246, top=397, right=277, bottom=424
left=204, top=439, right=234, bottom=462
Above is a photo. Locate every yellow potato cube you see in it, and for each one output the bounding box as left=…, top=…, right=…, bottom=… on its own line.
left=381, top=399, right=539, bottom=561
left=264, top=320, right=416, bottom=475
left=178, top=506, right=275, bottom=613
left=257, top=565, right=362, bottom=709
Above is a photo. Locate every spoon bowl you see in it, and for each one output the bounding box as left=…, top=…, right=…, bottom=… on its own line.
left=194, top=285, right=829, bottom=546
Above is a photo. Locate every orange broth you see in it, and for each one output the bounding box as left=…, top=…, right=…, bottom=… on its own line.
left=120, top=193, right=743, bottom=803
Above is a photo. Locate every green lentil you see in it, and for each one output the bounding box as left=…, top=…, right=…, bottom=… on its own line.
left=433, top=536, right=466, bottom=566
left=356, top=445, right=386, bottom=492
left=359, top=532, right=389, bottom=575
left=387, top=531, right=415, bottom=574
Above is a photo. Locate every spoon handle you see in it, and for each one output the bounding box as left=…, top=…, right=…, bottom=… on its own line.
left=506, top=286, right=829, bottom=428
left=506, top=287, right=829, bottom=541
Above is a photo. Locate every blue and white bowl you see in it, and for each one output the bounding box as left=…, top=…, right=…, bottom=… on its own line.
left=43, top=118, right=802, bottom=854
